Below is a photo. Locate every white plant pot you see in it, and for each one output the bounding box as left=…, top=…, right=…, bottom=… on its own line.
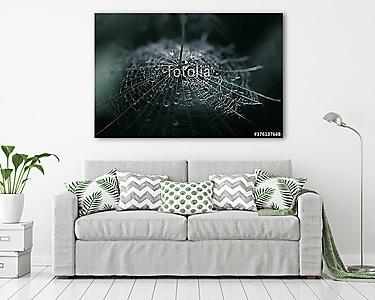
left=0, top=194, right=24, bottom=223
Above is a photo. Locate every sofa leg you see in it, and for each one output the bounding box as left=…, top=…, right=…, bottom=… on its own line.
left=305, top=276, right=320, bottom=279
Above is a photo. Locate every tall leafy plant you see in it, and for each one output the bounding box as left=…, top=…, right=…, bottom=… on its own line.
left=0, top=145, right=59, bottom=194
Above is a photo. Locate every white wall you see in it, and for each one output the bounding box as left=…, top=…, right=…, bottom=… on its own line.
left=1, top=0, right=375, bottom=264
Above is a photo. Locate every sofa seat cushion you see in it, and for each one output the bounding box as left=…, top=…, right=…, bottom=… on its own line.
left=188, top=211, right=300, bottom=241
left=75, top=211, right=187, bottom=241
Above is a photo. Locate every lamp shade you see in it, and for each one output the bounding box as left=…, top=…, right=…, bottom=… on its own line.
left=323, top=112, right=344, bottom=126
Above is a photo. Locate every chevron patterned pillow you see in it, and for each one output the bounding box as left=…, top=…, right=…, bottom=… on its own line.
left=117, top=171, right=168, bottom=210
left=209, top=174, right=257, bottom=211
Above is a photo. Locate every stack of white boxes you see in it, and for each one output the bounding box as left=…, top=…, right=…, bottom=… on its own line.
left=0, top=222, right=33, bottom=278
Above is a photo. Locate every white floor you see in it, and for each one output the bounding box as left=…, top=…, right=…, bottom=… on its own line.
left=0, top=266, right=374, bottom=300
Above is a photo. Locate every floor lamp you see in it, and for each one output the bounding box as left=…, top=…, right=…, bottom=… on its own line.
left=323, top=112, right=375, bottom=272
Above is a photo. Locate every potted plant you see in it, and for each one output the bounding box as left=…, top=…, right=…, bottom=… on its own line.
left=0, top=145, right=59, bottom=223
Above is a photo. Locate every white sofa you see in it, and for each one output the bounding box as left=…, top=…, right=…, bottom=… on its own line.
left=52, top=160, right=322, bottom=277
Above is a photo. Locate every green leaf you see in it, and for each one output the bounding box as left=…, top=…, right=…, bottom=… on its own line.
left=34, top=165, right=44, bottom=174
left=66, top=181, right=79, bottom=193
left=102, top=204, right=114, bottom=210
left=12, top=153, right=25, bottom=170
left=254, top=187, right=275, bottom=209
left=97, top=175, right=120, bottom=203
left=108, top=169, right=117, bottom=176
left=1, top=146, right=15, bottom=158
left=255, top=169, right=273, bottom=185
left=277, top=178, right=300, bottom=209
left=80, top=191, right=102, bottom=216
left=66, top=180, right=91, bottom=199
left=36, top=153, right=60, bottom=162
left=26, top=164, right=44, bottom=174
left=25, top=156, right=39, bottom=164
left=1, top=168, right=13, bottom=180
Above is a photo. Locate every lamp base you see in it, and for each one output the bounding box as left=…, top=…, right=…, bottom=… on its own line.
left=347, top=265, right=375, bottom=273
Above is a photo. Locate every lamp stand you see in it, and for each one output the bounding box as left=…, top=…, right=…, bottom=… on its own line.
left=343, top=124, right=375, bottom=273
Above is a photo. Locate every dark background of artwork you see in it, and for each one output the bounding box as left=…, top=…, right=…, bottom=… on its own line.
left=95, top=13, right=283, bottom=138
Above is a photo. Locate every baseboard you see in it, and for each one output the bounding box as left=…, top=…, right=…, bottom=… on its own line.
left=340, top=254, right=375, bottom=265
left=32, top=255, right=51, bottom=266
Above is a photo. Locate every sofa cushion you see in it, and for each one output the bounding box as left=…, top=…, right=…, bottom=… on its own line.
left=75, top=210, right=187, bottom=241
left=188, top=211, right=300, bottom=241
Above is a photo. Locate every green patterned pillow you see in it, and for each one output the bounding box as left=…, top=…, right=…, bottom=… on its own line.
left=254, top=169, right=307, bottom=210
left=65, top=169, right=120, bottom=217
left=159, top=181, right=214, bottom=215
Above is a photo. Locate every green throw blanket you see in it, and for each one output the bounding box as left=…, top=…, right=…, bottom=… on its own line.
left=258, top=200, right=375, bottom=281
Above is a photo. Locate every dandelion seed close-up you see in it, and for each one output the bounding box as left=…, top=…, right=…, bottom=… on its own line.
left=95, top=13, right=283, bottom=138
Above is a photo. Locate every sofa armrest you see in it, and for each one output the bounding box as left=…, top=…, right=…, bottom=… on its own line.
left=297, top=191, right=323, bottom=276
left=52, top=191, right=77, bottom=276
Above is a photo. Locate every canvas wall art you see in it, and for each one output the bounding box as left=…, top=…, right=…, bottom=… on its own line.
left=95, top=13, right=283, bottom=138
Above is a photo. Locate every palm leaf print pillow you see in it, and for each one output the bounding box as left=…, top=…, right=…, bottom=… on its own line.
left=65, top=169, right=120, bottom=217
left=254, top=169, right=307, bottom=210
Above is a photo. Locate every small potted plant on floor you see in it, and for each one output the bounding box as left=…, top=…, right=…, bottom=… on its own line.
left=0, top=145, right=59, bottom=223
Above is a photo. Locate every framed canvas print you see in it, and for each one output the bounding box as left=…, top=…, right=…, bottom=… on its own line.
left=95, top=13, right=283, bottom=138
